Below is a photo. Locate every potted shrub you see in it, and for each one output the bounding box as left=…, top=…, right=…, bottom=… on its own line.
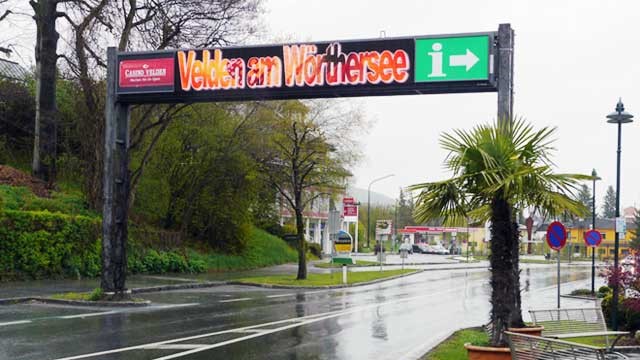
left=411, top=119, right=588, bottom=358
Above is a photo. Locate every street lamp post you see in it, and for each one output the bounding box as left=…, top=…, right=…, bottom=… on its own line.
left=367, top=174, right=394, bottom=248
left=591, top=169, right=600, bottom=295
left=606, top=99, right=634, bottom=330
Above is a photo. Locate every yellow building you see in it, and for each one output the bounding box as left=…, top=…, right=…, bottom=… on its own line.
left=565, top=219, right=637, bottom=260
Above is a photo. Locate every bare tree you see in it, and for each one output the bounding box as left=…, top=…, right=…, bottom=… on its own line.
left=56, top=0, right=262, bottom=295
left=0, top=0, right=12, bottom=55
left=256, top=100, right=363, bottom=280
left=58, top=0, right=261, bottom=210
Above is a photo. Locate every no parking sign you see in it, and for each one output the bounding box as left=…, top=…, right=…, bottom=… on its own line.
left=546, top=221, right=567, bottom=251
left=584, top=230, right=603, bottom=247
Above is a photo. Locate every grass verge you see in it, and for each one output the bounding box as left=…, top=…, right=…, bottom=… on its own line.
left=421, top=327, right=488, bottom=360
left=314, top=260, right=379, bottom=268
left=236, top=269, right=416, bottom=287
left=188, top=228, right=298, bottom=272
left=50, top=288, right=103, bottom=301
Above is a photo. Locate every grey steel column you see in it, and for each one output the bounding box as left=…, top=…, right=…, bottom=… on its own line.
left=497, top=23, right=514, bottom=127
left=102, top=47, right=131, bottom=295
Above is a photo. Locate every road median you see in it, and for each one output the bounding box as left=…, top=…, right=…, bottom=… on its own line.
left=227, top=269, right=421, bottom=289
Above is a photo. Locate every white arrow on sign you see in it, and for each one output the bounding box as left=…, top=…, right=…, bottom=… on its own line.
left=449, top=49, right=479, bottom=71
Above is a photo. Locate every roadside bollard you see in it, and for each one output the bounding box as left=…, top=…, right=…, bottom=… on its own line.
left=342, top=264, right=347, bottom=284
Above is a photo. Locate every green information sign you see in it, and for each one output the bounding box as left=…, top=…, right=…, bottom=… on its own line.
left=415, top=35, right=490, bottom=82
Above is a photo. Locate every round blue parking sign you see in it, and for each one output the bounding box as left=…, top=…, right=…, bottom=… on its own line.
left=583, top=229, right=602, bottom=248
left=546, top=221, right=567, bottom=251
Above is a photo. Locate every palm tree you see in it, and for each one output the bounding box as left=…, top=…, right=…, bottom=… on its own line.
left=410, top=119, right=588, bottom=347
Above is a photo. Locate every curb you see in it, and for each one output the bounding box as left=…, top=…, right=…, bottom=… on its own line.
left=560, top=294, right=600, bottom=301
left=617, top=346, right=640, bottom=353
left=0, top=296, right=150, bottom=307
left=0, top=282, right=228, bottom=307
left=0, top=265, right=488, bottom=304
left=314, top=261, right=479, bottom=268
left=131, top=281, right=227, bottom=294
left=227, top=269, right=425, bottom=290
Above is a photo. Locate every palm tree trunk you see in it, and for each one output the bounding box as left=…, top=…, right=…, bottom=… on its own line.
left=489, top=194, right=523, bottom=346
left=511, top=220, right=525, bottom=327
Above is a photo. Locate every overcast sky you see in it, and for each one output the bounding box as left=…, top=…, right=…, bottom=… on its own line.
left=3, top=1, right=640, bottom=210
left=264, top=0, right=640, bottom=209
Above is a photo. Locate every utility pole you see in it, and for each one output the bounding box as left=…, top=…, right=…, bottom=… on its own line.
left=497, top=23, right=514, bottom=127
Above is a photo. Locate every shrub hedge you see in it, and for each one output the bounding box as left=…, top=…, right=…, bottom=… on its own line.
left=0, top=209, right=296, bottom=280
left=0, top=209, right=206, bottom=280
left=0, top=210, right=101, bottom=280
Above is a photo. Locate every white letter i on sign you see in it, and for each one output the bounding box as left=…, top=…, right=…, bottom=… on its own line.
left=428, top=43, right=446, bottom=78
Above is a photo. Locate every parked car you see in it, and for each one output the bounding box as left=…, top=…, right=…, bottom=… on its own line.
left=412, top=244, right=429, bottom=254
left=431, top=244, right=450, bottom=255
left=398, top=243, right=413, bottom=254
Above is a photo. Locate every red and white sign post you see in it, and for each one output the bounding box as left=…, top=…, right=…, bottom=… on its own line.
left=342, top=197, right=358, bottom=252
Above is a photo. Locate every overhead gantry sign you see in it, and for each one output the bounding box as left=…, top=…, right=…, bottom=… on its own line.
left=102, top=25, right=513, bottom=294
left=115, top=33, right=497, bottom=104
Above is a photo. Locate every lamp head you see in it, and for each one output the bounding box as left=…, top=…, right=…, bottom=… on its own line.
left=607, top=98, right=634, bottom=124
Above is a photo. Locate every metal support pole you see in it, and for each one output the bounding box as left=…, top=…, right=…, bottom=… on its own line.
left=612, top=122, right=622, bottom=330
left=367, top=189, right=371, bottom=248
left=497, top=23, right=514, bottom=127
left=354, top=220, right=359, bottom=253
left=592, top=175, right=597, bottom=295
left=102, top=47, right=131, bottom=295
left=557, top=250, right=561, bottom=308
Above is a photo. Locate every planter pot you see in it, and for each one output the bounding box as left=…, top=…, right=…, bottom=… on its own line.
left=464, top=343, right=511, bottom=360
left=507, top=325, right=544, bottom=337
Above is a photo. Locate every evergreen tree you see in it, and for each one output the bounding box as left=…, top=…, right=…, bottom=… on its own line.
left=396, top=188, right=415, bottom=230
left=629, top=209, right=640, bottom=251
left=576, top=184, right=593, bottom=219
left=602, top=185, right=617, bottom=218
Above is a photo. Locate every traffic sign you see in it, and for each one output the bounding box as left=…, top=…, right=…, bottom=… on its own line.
left=546, top=221, right=567, bottom=251
left=616, top=217, right=627, bottom=234
left=334, top=230, right=353, bottom=253
left=584, top=230, right=603, bottom=247
left=342, top=197, right=358, bottom=222
left=415, top=35, right=490, bottom=83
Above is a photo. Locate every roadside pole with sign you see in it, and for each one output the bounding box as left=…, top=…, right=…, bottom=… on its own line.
left=584, top=229, right=603, bottom=295
left=333, top=230, right=354, bottom=284
left=546, top=221, right=568, bottom=308
left=376, top=220, right=392, bottom=271
left=342, top=197, right=359, bottom=252
left=400, top=247, right=408, bottom=271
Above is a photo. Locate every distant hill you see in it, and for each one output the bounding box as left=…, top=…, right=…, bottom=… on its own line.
left=346, top=186, right=396, bottom=206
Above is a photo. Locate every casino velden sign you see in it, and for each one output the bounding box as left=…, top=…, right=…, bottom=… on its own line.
left=116, top=35, right=495, bottom=102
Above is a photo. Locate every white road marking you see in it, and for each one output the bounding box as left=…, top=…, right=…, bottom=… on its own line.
left=53, top=287, right=464, bottom=360
left=218, top=297, right=252, bottom=303
left=266, top=293, right=295, bottom=298
left=58, top=311, right=117, bottom=319
left=53, top=310, right=348, bottom=360
left=143, top=344, right=208, bottom=350
left=230, top=329, right=267, bottom=334
left=150, top=303, right=199, bottom=310
left=303, top=290, right=325, bottom=295
left=0, top=320, right=32, bottom=326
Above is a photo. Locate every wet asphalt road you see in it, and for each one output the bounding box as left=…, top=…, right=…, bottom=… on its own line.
left=0, top=265, right=601, bottom=360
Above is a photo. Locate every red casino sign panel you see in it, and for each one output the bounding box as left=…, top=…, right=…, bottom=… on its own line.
left=118, top=57, right=175, bottom=93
